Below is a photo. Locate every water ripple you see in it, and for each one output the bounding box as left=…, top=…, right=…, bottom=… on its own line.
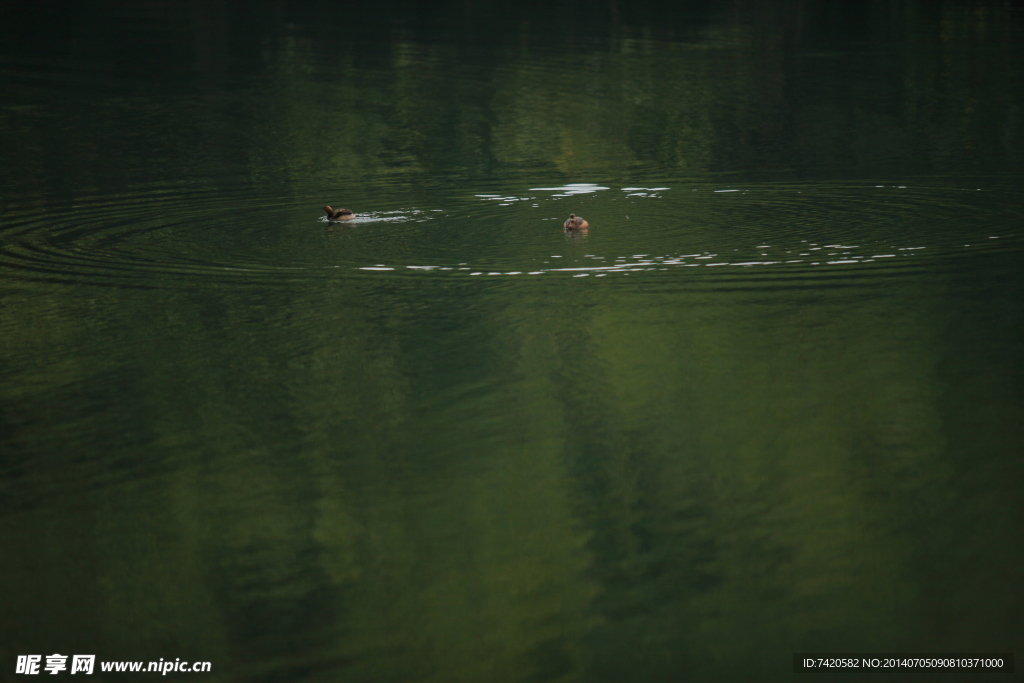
left=0, top=181, right=1019, bottom=291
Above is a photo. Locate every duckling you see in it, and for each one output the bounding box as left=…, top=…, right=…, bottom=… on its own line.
left=563, top=213, right=589, bottom=230
left=324, top=206, right=356, bottom=221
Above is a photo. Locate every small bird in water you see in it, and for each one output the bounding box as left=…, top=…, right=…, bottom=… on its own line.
left=564, top=213, right=589, bottom=230
left=324, top=206, right=356, bottom=221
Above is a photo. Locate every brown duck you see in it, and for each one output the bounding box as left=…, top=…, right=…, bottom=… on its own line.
left=563, top=213, right=589, bottom=230
left=324, top=206, right=356, bottom=221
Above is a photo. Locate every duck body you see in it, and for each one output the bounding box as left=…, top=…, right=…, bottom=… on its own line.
left=324, top=205, right=355, bottom=221
left=563, top=213, right=589, bottom=230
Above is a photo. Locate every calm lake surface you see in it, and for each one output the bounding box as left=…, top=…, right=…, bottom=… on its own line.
left=1, top=1, right=1022, bottom=681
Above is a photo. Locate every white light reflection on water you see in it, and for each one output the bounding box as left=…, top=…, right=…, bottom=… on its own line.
left=528, top=183, right=610, bottom=195
left=326, top=183, right=996, bottom=280
left=349, top=242, right=940, bottom=278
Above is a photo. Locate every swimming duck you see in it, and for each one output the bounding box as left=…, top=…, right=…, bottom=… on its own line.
left=324, top=206, right=355, bottom=221
left=563, top=213, right=589, bottom=230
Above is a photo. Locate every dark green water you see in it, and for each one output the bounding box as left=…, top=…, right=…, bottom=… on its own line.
left=2, top=2, right=1023, bottom=681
